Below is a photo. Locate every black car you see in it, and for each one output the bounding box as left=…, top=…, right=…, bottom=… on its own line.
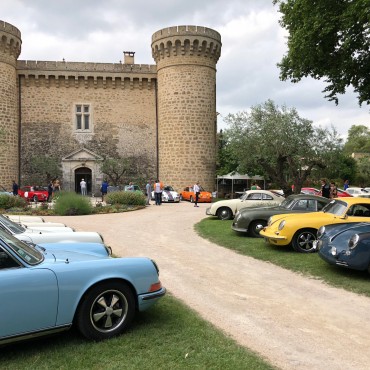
left=232, top=194, right=331, bottom=237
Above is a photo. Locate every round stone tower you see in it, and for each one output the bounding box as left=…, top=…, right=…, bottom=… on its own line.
left=151, top=25, right=221, bottom=192
left=0, top=21, right=22, bottom=187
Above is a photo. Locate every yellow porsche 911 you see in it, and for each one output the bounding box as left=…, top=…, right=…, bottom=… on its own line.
left=260, top=197, right=370, bottom=253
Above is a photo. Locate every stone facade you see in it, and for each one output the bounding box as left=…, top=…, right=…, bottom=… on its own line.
left=0, top=21, right=221, bottom=194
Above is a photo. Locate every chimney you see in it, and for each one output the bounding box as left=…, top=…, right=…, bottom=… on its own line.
left=123, top=51, right=135, bottom=64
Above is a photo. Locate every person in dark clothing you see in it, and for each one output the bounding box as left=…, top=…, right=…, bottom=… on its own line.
left=47, top=181, right=53, bottom=202
left=321, top=179, right=330, bottom=198
left=12, top=181, right=18, bottom=196
left=101, top=179, right=109, bottom=201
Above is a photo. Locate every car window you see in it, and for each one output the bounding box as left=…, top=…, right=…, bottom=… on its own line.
left=292, top=200, right=308, bottom=210
left=322, top=200, right=347, bottom=215
left=0, top=230, right=43, bottom=265
left=0, top=215, right=26, bottom=234
left=317, top=200, right=328, bottom=211
left=262, top=194, right=273, bottom=200
left=246, top=193, right=262, bottom=200
left=347, top=205, right=370, bottom=217
left=0, top=246, right=21, bottom=269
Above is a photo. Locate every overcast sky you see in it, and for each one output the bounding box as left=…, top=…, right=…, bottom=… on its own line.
left=2, top=0, right=368, bottom=138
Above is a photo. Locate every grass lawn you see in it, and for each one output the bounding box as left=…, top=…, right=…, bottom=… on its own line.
left=1, top=294, right=274, bottom=370
left=195, top=217, right=370, bottom=296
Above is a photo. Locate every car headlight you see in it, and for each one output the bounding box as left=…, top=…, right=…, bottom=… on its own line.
left=317, top=226, right=325, bottom=239
left=278, top=220, right=285, bottom=231
left=348, top=234, right=360, bottom=250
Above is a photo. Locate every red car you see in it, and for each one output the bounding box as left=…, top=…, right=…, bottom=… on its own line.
left=18, top=186, right=48, bottom=202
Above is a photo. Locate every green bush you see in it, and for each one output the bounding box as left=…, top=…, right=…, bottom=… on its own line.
left=0, top=195, right=27, bottom=210
left=106, top=190, right=146, bottom=206
left=53, top=191, right=93, bottom=216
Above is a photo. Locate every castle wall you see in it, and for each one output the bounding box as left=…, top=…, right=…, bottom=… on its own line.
left=0, top=21, right=21, bottom=189
left=18, top=67, right=157, bottom=190
left=152, top=25, right=221, bottom=192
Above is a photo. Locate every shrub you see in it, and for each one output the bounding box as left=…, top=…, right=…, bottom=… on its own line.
left=53, top=191, right=93, bottom=216
left=106, top=190, right=146, bottom=206
left=0, top=195, right=27, bottom=210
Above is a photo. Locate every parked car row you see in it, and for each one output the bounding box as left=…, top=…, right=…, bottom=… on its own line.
left=205, top=190, right=370, bottom=274
left=0, top=213, right=165, bottom=345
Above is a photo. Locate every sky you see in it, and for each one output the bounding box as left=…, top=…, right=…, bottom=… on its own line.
left=2, top=0, right=368, bottom=139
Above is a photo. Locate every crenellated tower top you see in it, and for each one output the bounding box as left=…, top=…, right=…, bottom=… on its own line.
left=151, top=25, right=221, bottom=67
left=0, top=20, right=22, bottom=65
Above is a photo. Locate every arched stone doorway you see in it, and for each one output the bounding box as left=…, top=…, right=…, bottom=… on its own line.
left=75, top=167, right=92, bottom=195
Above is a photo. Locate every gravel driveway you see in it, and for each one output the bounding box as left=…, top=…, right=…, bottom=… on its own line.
left=44, top=201, right=370, bottom=370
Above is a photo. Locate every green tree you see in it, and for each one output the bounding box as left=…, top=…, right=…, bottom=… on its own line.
left=216, top=130, right=239, bottom=175
left=343, top=125, right=370, bottom=155
left=274, top=0, right=370, bottom=105
left=25, top=156, right=61, bottom=185
left=223, top=100, right=343, bottom=196
left=100, top=155, right=154, bottom=187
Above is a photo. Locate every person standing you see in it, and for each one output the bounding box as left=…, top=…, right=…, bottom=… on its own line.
left=343, top=179, right=349, bottom=190
left=154, top=179, right=162, bottom=205
left=330, top=182, right=338, bottom=199
left=194, top=181, right=200, bottom=207
left=80, top=178, right=87, bottom=196
left=321, top=179, right=330, bottom=198
left=47, top=181, right=53, bottom=202
left=12, top=180, right=18, bottom=196
left=101, top=179, right=109, bottom=201
left=146, top=179, right=152, bottom=205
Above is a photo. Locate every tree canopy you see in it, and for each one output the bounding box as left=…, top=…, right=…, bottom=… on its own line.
left=343, top=125, right=370, bottom=154
left=273, top=0, right=370, bottom=105
left=222, top=100, right=343, bottom=195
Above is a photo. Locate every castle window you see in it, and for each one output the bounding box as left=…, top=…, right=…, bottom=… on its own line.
left=75, top=104, right=91, bottom=131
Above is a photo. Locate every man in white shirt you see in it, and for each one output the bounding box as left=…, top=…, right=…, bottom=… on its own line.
left=80, top=178, right=87, bottom=196
left=193, top=181, right=200, bottom=207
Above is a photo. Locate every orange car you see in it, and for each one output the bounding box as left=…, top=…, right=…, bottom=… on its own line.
left=180, top=186, right=212, bottom=203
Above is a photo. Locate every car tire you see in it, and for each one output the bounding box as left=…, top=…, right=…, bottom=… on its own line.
left=292, top=229, right=317, bottom=253
left=76, top=281, right=135, bottom=341
left=248, top=220, right=267, bottom=238
left=190, top=196, right=193, bottom=203
left=33, top=195, right=38, bottom=202
left=217, top=207, right=233, bottom=220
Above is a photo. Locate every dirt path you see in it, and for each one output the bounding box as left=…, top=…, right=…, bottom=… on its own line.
left=44, top=202, right=370, bottom=370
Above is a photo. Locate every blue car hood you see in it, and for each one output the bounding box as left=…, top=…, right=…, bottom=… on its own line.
left=323, top=222, right=370, bottom=238
left=39, top=245, right=110, bottom=262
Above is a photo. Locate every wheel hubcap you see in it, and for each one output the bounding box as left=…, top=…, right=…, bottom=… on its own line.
left=91, top=290, right=127, bottom=332
left=298, top=233, right=315, bottom=250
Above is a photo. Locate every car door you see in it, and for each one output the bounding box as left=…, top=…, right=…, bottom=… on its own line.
left=0, top=246, right=59, bottom=338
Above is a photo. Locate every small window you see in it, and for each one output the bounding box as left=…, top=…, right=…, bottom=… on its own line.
left=75, top=104, right=91, bottom=132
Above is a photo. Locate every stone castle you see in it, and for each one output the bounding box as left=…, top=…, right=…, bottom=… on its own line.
left=0, top=21, right=221, bottom=194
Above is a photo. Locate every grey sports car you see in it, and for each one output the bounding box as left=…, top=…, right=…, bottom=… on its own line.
left=232, top=194, right=331, bottom=237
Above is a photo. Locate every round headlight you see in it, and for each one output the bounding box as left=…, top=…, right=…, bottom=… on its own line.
left=348, top=234, right=360, bottom=249
left=278, top=220, right=285, bottom=231
left=317, top=226, right=325, bottom=239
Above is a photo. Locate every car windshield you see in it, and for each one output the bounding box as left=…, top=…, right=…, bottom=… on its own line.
left=321, top=199, right=347, bottom=216
left=279, top=197, right=296, bottom=209
left=164, top=186, right=174, bottom=191
left=0, top=214, right=26, bottom=234
left=0, top=228, right=43, bottom=265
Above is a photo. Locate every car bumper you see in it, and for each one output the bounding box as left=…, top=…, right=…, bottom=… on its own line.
left=260, top=230, right=290, bottom=246
left=206, top=207, right=214, bottom=215
left=137, top=287, right=166, bottom=311
left=231, top=224, right=248, bottom=233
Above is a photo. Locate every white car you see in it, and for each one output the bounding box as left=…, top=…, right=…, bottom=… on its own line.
left=0, top=215, right=74, bottom=234
left=206, top=190, right=285, bottom=220
left=346, top=187, right=370, bottom=198
left=151, top=185, right=180, bottom=203
left=15, top=230, right=104, bottom=245
left=4, top=215, right=45, bottom=223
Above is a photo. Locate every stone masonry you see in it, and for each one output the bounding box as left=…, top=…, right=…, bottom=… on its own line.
left=0, top=21, right=221, bottom=194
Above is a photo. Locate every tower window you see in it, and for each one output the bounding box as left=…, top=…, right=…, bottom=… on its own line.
left=75, top=104, right=91, bottom=131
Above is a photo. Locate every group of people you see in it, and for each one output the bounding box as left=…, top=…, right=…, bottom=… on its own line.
left=321, top=179, right=338, bottom=199
left=145, top=180, right=201, bottom=207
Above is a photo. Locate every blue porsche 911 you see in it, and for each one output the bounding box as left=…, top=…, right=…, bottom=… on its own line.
left=316, top=222, right=370, bottom=273
left=0, top=230, right=166, bottom=344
